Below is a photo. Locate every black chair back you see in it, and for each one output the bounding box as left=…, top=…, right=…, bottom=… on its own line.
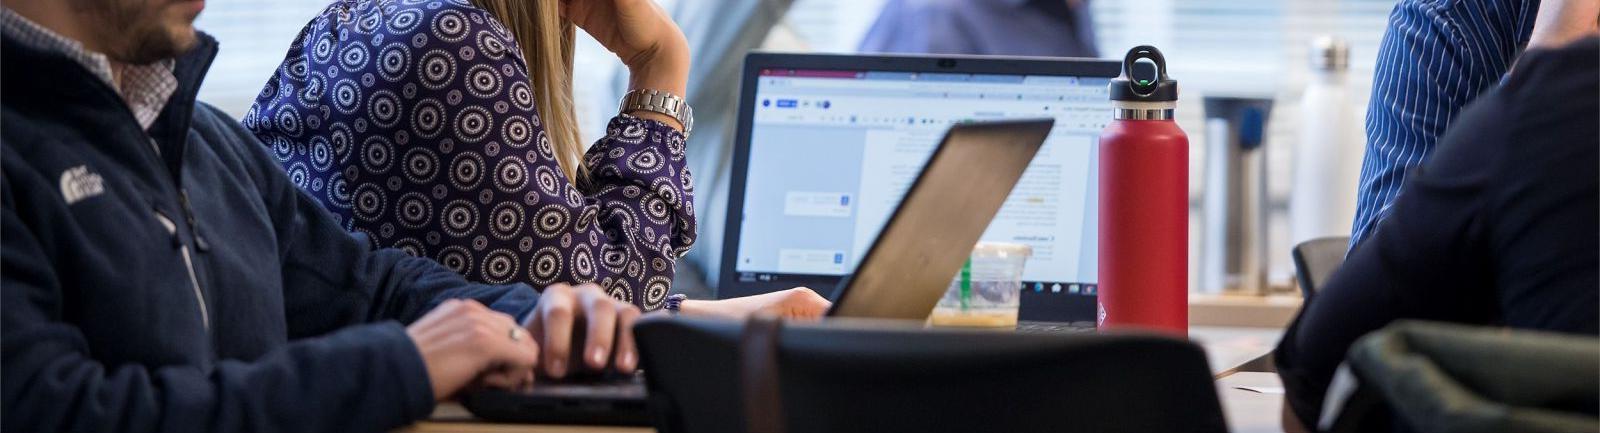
left=635, top=316, right=1228, bottom=433
left=1291, top=236, right=1350, bottom=299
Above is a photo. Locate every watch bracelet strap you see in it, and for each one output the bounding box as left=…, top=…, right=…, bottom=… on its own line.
left=620, top=89, right=689, bottom=132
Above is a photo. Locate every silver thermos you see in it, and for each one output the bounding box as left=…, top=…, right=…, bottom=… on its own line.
left=1199, top=97, right=1273, bottom=295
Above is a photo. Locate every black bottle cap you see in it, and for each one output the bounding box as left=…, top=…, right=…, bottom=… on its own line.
left=1109, top=45, right=1179, bottom=102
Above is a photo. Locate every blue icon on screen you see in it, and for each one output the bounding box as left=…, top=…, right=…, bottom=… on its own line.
left=821, top=100, right=832, bottom=109
left=833, top=253, right=844, bottom=264
left=840, top=195, right=850, bottom=206
left=762, top=99, right=771, bottom=107
left=1034, top=282, right=1045, bottom=292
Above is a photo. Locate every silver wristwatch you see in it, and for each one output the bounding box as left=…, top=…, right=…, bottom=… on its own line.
left=619, top=89, right=693, bottom=137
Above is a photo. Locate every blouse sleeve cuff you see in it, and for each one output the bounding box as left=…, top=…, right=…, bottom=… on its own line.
left=608, top=113, right=686, bottom=142
left=584, top=114, right=690, bottom=178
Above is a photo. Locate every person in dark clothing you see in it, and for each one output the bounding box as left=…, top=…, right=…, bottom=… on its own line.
left=1350, top=0, right=1600, bottom=248
left=0, top=0, right=642, bottom=431
left=1274, top=35, right=1600, bottom=432
left=858, top=0, right=1097, bottom=57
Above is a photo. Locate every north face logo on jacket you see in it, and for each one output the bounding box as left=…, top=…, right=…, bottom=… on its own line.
left=59, top=165, right=104, bottom=204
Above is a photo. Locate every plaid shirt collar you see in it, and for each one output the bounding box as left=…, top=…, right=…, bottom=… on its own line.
left=1, top=7, right=177, bottom=132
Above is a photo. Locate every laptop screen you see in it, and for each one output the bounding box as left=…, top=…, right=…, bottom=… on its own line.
left=726, top=61, right=1112, bottom=307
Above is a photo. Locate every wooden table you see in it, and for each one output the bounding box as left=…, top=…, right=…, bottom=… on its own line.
left=397, top=403, right=649, bottom=433
left=1191, top=325, right=1282, bottom=377
left=1190, top=294, right=1303, bottom=328
left=401, top=326, right=1285, bottom=433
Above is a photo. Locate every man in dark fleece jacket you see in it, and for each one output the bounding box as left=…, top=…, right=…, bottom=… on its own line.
left=0, top=1, right=643, bottom=432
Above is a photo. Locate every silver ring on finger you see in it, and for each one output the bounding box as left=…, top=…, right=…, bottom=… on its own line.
left=509, top=326, right=526, bottom=342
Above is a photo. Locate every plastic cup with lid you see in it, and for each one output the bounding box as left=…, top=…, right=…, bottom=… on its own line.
left=928, top=242, right=1032, bottom=328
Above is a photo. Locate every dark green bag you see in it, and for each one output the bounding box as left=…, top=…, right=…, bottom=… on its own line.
left=1326, top=320, right=1598, bottom=433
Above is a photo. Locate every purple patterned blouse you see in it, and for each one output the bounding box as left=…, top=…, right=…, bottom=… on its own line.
left=244, top=0, right=696, bottom=311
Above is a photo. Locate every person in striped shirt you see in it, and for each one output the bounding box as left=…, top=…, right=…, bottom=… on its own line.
left=1350, top=0, right=1598, bottom=249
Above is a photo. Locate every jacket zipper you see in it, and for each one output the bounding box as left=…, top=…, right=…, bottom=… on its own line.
left=155, top=211, right=210, bottom=330
left=141, top=126, right=211, bottom=331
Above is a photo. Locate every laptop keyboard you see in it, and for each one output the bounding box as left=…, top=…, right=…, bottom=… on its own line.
left=527, top=373, right=647, bottom=399
left=1015, top=321, right=1097, bottom=334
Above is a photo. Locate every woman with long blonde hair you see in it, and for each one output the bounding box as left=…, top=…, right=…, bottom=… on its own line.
left=247, top=0, right=828, bottom=378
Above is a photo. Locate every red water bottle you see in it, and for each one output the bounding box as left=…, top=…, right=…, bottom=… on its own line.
left=1098, top=46, right=1188, bottom=335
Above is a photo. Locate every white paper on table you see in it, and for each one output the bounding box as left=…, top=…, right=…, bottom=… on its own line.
left=1233, top=386, right=1286, bottom=395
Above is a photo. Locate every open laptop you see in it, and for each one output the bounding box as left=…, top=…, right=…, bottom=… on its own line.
left=826, top=118, right=1052, bottom=319
left=462, top=52, right=1117, bottom=426
left=722, top=52, right=1118, bottom=328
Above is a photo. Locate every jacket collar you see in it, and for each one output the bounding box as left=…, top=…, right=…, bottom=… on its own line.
left=3, top=30, right=219, bottom=178
left=1, top=30, right=218, bottom=134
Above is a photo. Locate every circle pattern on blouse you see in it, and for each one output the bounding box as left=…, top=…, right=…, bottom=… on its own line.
left=244, top=0, right=694, bottom=311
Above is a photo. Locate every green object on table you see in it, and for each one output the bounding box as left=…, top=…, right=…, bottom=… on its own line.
left=959, top=258, right=972, bottom=310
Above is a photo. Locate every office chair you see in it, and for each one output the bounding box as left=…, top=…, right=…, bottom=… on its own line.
left=1238, top=236, right=1351, bottom=375
left=1291, top=236, right=1350, bottom=299
left=635, top=316, right=1228, bottom=433
left=1323, top=321, right=1599, bottom=433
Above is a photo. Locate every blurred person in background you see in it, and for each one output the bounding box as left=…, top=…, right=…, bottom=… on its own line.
left=858, top=0, right=1097, bottom=57
left=1349, top=0, right=1598, bottom=248
left=246, top=0, right=830, bottom=325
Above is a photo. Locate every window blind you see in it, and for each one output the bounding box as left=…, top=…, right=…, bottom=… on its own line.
left=194, top=0, right=333, bottom=117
